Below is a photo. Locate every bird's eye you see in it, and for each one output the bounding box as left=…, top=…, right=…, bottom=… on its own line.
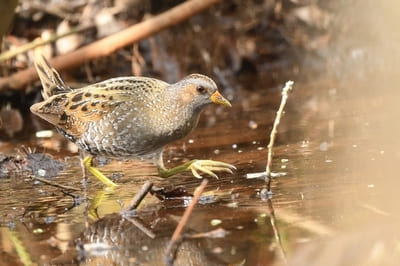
left=196, top=85, right=207, bottom=94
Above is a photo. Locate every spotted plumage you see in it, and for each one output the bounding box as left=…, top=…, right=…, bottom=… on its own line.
left=31, top=55, right=235, bottom=185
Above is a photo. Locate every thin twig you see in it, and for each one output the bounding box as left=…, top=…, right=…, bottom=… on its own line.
left=0, top=0, right=223, bottom=91
left=124, top=181, right=153, bottom=211
left=164, top=179, right=208, bottom=266
left=60, top=189, right=81, bottom=202
left=246, top=81, right=294, bottom=192
left=266, top=81, right=294, bottom=183
left=30, top=175, right=80, bottom=191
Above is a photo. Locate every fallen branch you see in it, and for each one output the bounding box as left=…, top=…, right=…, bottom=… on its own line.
left=164, top=179, right=208, bottom=266
left=0, top=0, right=223, bottom=91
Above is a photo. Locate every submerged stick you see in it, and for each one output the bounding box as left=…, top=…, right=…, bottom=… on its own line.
left=124, top=181, right=153, bottom=211
left=0, top=0, right=223, bottom=91
left=30, top=175, right=80, bottom=191
left=164, top=179, right=208, bottom=266
left=246, top=81, right=294, bottom=192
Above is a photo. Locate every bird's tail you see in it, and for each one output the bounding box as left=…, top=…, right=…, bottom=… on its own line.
left=34, top=54, right=72, bottom=99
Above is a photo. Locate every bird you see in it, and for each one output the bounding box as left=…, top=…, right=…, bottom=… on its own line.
left=30, top=55, right=235, bottom=187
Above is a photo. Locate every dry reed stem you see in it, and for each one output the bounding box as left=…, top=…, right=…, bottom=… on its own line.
left=265, top=80, right=293, bottom=190
left=246, top=81, right=294, bottom=192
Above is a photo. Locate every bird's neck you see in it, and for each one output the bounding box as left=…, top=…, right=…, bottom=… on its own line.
left=159, top=90, right=202, bottom=141
left=169, top=103, right=201, bottom=138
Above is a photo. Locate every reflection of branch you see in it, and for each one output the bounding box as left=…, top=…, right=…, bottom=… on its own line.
left=267, top=199, right=287, bottom=265
left=120, top=181, right=155, bottom=238
left=164, top=179, right=208, bottom=266
left=124, top=216, right=156, bottom=239
left=0, top=0, right=223, bottom=91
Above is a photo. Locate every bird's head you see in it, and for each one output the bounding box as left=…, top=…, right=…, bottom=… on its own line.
left=173, top=74, right=231, bottom=112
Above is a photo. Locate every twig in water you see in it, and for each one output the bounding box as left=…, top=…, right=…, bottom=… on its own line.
left=60, top=189, right=82, bottom=203
left=266, top=81, right=294, bottom=188
left=123, top=181, right=153, bottom=212
left=30, top=175, right=80, bottom=191
left=164, top=179, right=208, bottom=266
left=247, top=82, right=293, bottom=265
left=246, top=81, right=294, bottom=193
left=119, top=182, right=155, bottom=239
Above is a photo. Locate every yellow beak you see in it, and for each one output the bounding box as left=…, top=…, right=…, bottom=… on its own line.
left=210, top=91, right=232, bottom=107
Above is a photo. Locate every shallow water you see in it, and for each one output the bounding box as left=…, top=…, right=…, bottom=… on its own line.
left=1, top=65, right=399, bottom=265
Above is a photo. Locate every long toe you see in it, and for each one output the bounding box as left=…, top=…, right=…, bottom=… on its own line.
left=206, top=166, right=234, bottom=174
left=191, top=167, right=203, bottom=179
left=202, top=160, right=236, bottom=169
left=189, top=160, right=235, bottom=179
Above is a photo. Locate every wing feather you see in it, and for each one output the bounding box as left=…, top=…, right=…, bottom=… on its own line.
left=31, top=78, right=168, bottom=139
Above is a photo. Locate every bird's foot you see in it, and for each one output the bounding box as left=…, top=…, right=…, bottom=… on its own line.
left=188, top=160, right=236, bottom=179
left=83, top=156, right=117, bottom=187
left=159, top=159, right=236, bottom=179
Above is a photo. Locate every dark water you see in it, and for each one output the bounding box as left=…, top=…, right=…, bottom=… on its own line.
left=1, top=68, right=399, bottom=265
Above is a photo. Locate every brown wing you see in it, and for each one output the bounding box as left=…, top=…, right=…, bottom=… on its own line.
left=30, top=88, right=124, bottom=139
left=30, top=77, right=168, bottom=139
left=32, top=54, right=169, bottom=140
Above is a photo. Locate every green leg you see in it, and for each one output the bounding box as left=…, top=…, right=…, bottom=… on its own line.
left=158, top=160, right=197, bottom=178
left=83, top=156, right=117, bottom=187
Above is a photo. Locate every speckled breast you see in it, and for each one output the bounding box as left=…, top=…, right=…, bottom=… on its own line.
left=75, top=105, right=195, bottom=158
